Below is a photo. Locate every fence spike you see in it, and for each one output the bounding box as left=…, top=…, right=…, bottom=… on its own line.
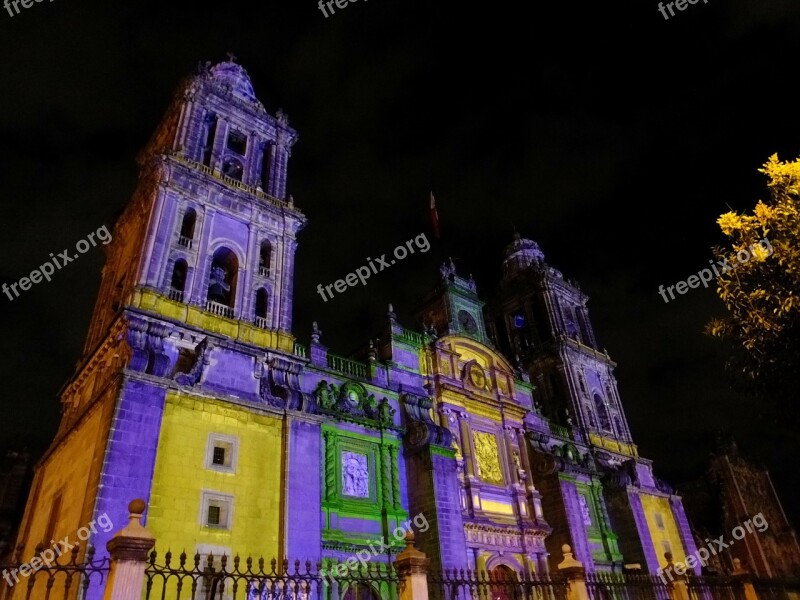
left=70, top=542, right=81, bottom=564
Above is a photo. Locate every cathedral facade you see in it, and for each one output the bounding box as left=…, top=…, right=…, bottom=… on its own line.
left=12, top=59, right=698, bottom=599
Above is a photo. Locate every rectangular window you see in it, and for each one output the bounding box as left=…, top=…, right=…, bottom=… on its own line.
left=206, top=434, right=238, bottom=473
left=655, top=512, right=665, bottom=530
left=226, top=131, right=247, bottom=156
left=200, top=491, right=233, bottom=530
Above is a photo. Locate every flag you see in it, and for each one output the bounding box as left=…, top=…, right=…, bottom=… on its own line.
left=429, top=191, right=441, bottom=239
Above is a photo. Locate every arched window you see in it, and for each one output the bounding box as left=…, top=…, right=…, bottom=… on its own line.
left=584, top=403, right=597, bottom=429
left=342, top=584, right=380, bottom=600
left=207, top=247, right=238, bottom=317
left=259, top=240, right=272, bottom=276
left=254, top=288, right=268, bottom=328
left=169, top=259, right=187, bottom=302
left=179, top=208, right=196, bottom=247
left=222, top=156, right=244, bottom=181
left=260, top=143, right=273, bottom=190
left=564, top=306, right=579, bottom=340
left=577, top=309, right=592, bottom=346
left=614, top=416, right=623, bottom=439
left=201, top=114, right=217, bottom=167
left=593, top=393, right=611, bottom=432
left=577, top=373, right=587, bottom=395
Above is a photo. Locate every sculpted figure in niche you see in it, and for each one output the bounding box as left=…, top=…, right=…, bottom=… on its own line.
left=342, top=452, right=369, bottom=498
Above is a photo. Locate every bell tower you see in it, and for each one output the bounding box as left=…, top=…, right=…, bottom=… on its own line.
left=83, top=57, right=305, bottom=357
left=489, top=234, right=633, bottom=445
left=13, top=60, right=308, bottom=600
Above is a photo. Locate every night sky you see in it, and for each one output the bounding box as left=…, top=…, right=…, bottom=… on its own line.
left=1, top=0, right=799, bottom=525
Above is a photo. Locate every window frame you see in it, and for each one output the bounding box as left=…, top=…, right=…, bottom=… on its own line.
left=205, top=433, right=239, bottom=474
left=199, top=491, right=234, bottom=530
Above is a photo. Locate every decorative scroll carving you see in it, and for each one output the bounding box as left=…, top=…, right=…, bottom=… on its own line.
left=400, top=386, right=452, bottom=451
left=259, top=355, right=311, bottom=411
left=312, top=380, right=395, bottom=427
left=174, top=337, right=213, bottom=386
left=127, top=316, right=174, bottom=376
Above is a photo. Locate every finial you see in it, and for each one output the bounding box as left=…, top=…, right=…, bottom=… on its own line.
left=368, top=339, right=377, bottom=362
left=311, top=321, right=322, bottom=344
left=557, top=544, right=583, bottom=570
left=226, top=52, right=238, bottom=63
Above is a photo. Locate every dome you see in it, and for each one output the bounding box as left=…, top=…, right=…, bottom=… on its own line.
left=503, top=233, right=545, bottom=277
left=209, top=60, right=257, bottom=102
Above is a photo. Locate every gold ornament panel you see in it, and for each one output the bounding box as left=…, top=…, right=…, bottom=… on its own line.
left=473, top=431, right=504, bottom=484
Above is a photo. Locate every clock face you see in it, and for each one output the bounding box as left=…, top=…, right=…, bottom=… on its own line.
left=458, top=310, right=478, bottom=333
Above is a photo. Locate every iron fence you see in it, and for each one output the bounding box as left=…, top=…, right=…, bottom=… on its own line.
left=427, top=567, right=569, bottom=600
left=585, top=571, right=671, bottom=600
left=685, top=574, right=747, bottom=600
left=144, top=550, right=400, bottom=600
left=0, top=543, right=110, bottom=600
left=752, top=576, right=800, bottom=600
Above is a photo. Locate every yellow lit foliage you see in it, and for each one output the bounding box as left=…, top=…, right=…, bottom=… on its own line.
left=706, top=154, right=800, bottom=411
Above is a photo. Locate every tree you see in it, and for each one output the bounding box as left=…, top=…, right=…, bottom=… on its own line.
left=706, top=154, right=800, bottom=421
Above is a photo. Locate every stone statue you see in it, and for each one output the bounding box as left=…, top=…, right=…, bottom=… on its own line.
left=341, top=452, right=369, bottom=498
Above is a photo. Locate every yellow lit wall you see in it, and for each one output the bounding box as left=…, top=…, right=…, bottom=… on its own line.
left=146, top=391, right=283, bottom=559
left=639, top=494, right=686, bottom=567
left=16, top=401, right=109, bottom=562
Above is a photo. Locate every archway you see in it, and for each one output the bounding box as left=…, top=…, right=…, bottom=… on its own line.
left=489, top=565, right=519, bottom=600
left=342, top=583, right=381, bottom=600
left=207, top=247, right=239, bottom=314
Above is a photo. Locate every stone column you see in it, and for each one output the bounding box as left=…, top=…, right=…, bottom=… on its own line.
left=457, top=414, right=475, bottom=477
left=395, top=532, right=429, bottom=600
left=102, top=499, right=156, bottom=600
left=557, top=545, right=589, bottom=600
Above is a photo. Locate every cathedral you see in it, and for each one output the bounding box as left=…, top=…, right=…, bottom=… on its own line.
left=12, top=58, right=699, bottom=599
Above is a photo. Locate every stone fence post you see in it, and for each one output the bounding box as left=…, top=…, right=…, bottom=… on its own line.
left=102, top=499, right=156, bottom=600
left=557, top=545, right=589, bottom=600
left=732, top=558, right=760, bottom=600
left=663, top=553, right=689, bottom=600
left=395, top=531, right=429, bottom=600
